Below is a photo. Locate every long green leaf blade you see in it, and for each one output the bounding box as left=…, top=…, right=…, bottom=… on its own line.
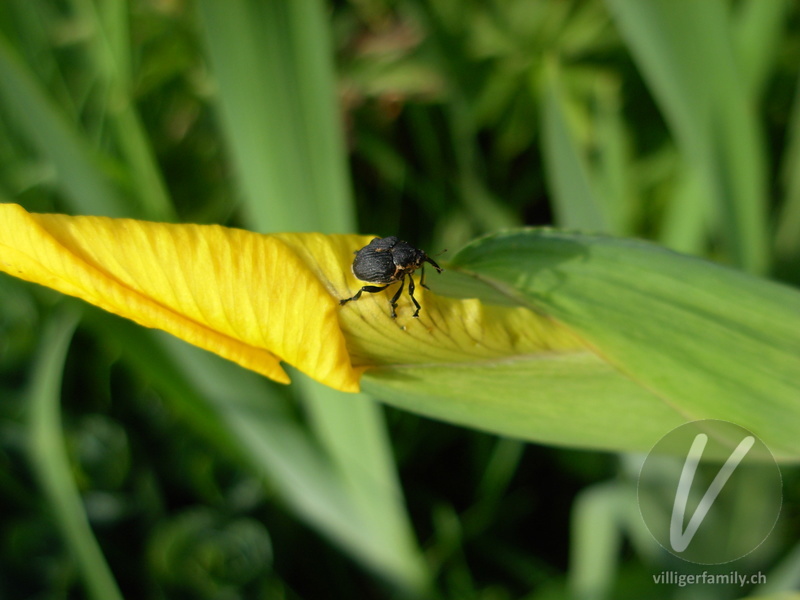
left=541, top=59, right=610, bottom=232
left=364, top=352, right=681, bottom=453
left=196, top=0, right=354, bottom=233
left=27, top=309, right=124, bottom=600
left=0, top=34, right=130, bottom=217
left=606, top=0, right=770, bottom=273
left=451, top=230, right=800, bottom=458
left=192, top=2, right=426, bottom=590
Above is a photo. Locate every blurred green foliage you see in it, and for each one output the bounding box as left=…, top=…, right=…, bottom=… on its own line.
left=0, top=1, right=799, bottom=599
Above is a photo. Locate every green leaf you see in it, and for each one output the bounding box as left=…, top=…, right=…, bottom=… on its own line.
left=91, top=311, right=429, bottom=593
left=366, top=230, right=800, bottom=460
left=569, top=482, right=627, bottom=600
left=776, top=74, right=800, bottom=282
left=732, top=0, right=791, bottom=100
left=753, top=540, right=800, bottom=596
left=541, top=58, right=610, bottom=232
left=364, top=349, right=681, bottom=453
left=0, top=34, right=130, bottom=217
left=155, top=336, right=427, bottom=589
left=27, top=309, right=124, bottom=600
left=606, top=0, right=770, bottom=273
left=194, top=1, right=427, bottom=590
left=196, top=0, right=354, bottom=234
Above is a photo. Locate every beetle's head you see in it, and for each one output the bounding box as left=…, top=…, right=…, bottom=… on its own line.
left=391, top=243, right=425, bottom=269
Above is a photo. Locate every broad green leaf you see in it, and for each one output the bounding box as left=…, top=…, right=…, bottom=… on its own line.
left=364, top=346, right=680, bottom=453
left=446, top=230, right=800, bottom=459
left=365, top=229, right=799, bottom=458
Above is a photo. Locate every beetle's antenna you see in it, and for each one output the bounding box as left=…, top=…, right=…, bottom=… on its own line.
left=424, top=252, right=444, bottom=274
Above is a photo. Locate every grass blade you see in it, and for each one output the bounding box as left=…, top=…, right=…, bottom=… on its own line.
left=569, top=483, right=627, bottom=600
left=195, top=0, right=427, bottom=589
left=27, top=309, right=124, bottom=600
left=0, top=34, right=129, bottom=217
left=775, top=72, right=800, bottom=282
left=541, top=58, right=610, bottom=232
left=732, top=0, right=791, bottom=99
left=196, top=0, right=354, bottom=233
left=606, top=0, right=770, bottom=273
left=85, top=310, right=428, bottom=590
left=68, top=0, right=174, bottom=220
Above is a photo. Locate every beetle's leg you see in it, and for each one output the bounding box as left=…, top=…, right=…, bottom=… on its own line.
left=389, top=277, right=405, bottom=318
left=408, top=274, right=422, bottom=317
left=340, top=284, right=389, bottom=306
left=420, top=265, right=430, bottom=290
left=421, top=257, right=442, bottom=290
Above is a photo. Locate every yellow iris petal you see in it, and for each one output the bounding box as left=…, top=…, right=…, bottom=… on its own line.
left=279, top=233, right=581, bottom=370
left=0, top=204, right=361, bottom=391
left=0, top=204, right=582, bottom=393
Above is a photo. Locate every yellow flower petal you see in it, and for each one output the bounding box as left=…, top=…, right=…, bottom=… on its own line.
left=0, top=204, right=362, bottom=391
left=0, top=204, right=584, bottom=394
left=277, top=233, right=583, bottom=367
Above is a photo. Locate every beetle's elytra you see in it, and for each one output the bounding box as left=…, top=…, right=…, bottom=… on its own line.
left=339, top=236, right=442, bottom=318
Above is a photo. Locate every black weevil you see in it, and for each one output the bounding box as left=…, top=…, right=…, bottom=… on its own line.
left=339, top=236, right=442, bottom=318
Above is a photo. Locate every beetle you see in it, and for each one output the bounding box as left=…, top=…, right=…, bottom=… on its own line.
left=339, top=236, right=443, bottom=318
